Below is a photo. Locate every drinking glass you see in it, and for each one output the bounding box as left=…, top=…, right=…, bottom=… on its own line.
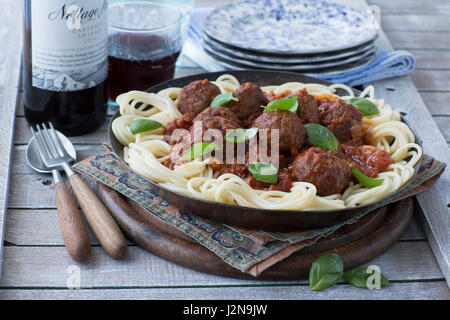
left=107, top=1, right=182, bottom=106
left=166, top=0, right=196, bottom=42
left=166, top=0, right=196, bottom=65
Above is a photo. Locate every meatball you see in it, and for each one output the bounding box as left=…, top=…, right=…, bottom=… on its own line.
left=293, top=88, right=319, bottom=124
left=318, top=100, right=363, bottom=143
left=177, top=79, right=221, bottom=117
left=164, top=113, right=192, bottom=137
left=252, top=109, right=306, bottom=155
left=209, top=157, right=249, bottom=179
left=194, top=106, right=242, bottom=126
left=245, top=170, right=293, bottom=192
left=190, top=115, right=241, bottom=144
left=265, top=88, right=319, bottom=124
left=228, top=82, right=269, bottom=125
left=291, top=147, right=352, bottom=196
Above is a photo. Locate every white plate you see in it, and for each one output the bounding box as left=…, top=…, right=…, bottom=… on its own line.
left=203, top=0, right=379, bottom=55
left=203, top=41, right=377, bottom=70
left=203, top=34, right=377, bottom=64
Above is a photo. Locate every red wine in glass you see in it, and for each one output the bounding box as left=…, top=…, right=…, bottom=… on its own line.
left=107, top=2, right=182, bottom=107
left=108, top=35, right=180, bottom=105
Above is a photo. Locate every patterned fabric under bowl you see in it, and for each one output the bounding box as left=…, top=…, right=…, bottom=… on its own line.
left=203, top=0, right=379, bottom=55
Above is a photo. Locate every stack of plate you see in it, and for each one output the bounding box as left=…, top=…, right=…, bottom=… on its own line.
left=202, top=0, right=379, bottom=74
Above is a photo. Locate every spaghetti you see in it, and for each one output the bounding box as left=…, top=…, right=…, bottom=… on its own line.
left=112, top=74, right=422, bottom=210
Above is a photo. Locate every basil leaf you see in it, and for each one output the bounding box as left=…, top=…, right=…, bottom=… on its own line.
left=264, top=96, right=298, bottom=113
left=343, top=267, right=389, bottom=289
left=224, top=128, right=258, bottom=143
left=309, top=253, right=344, bottom=291
left=304, top=123, right=339, bottom=153
left=346, top=97, right=380, bottom=116
left=211, top=92, right=238, bottom=108
left=179, top=142, right=219, bottom=161
left=248, top=162, right=278, bottom=184
left=130, top=119, right=164, bottom=135
left=351, top=166, right=384, bottom=188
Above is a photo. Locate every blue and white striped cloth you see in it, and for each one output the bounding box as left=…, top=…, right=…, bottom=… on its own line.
left=179, top=8, right=415, bottom=87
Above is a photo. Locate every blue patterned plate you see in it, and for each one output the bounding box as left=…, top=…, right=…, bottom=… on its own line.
left=203, top=0, right=379, bottom=54
left=203, top=33, right=377, bottom=64
left=203, top=40, right=377, bottom=69
left=206, top=48, right=377, bottom=75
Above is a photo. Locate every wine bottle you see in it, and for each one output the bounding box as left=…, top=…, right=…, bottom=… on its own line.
left=23, top=0, right=108, bottom=136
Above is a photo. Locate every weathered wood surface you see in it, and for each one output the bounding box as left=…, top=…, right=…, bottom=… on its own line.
left=96, top=186, right=417, bottom=280
left=369, top=0, right=450, bottom=14
left=0, top=242, right=443, bottom=288
left=367, top=0, right=450, bottom=290
left=3, top=206, right=426, bottom=246
left=0, top=0, right=22, bottom=279
left=0, top=0, right=448, bottom=300
left=1, top=281, right=448, bottom=300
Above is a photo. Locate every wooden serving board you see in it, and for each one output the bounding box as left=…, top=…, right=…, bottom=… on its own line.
left=97, top=183, right=414, bottom=280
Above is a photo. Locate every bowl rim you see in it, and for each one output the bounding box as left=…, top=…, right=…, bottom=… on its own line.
left=107, top=70, right=423, bottom=216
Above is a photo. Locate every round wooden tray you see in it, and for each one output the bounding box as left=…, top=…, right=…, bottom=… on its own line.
left=97, top=183, right=414, bottom=280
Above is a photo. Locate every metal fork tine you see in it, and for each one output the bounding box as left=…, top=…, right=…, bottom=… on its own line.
left=48, top=122, right=66, bottom=157
left=30, top=123, right=75, bottom=172
left=32, top=126, right=51, bottom=165
left=36, top=125, right=53, bottom=160
left=41, top=123, right=58, bottom=159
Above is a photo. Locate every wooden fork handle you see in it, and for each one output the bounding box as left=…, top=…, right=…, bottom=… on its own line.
left=69, top=174, right=127, bottom=259
left=55, top=181, right=91, bottom=262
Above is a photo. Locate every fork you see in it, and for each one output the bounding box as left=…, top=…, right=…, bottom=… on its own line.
left=31, top=127, right=91, bottom=262
left=33, top=123, right=127, bottom=259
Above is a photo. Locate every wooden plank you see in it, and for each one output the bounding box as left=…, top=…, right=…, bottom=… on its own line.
left=0, top=242, right=443, bottom=288
left=399, top=214, right=426, bottom=240
left=369, top=19, right=450, bottom=288
left=14, top=117, right=110, bottom=145
left=7, top=144, right=103, bottom=210
left=8, top=144, right=105, bottom=209
left=381, top=14, right=450, bottom=32
left=3, top=208, right=426, bottom=246
left=433, top=117, right=450, bottom=143
left=5, top=210, right=98, bottom=246
left=385, top=31, right=450, bottom=50
left=420, top=92, right=450, bottom=116
left=4, top=209, right=134, bottom=246
left=1, top=281, right=448, bottom=300
left=0, top=0, right=23, bottom=279
left=410, top=70, right=450, bottom=91
left=11, top=144, right=106, bottom=175
left=8, top=174, right=97, bottom=209
left=409, top=50, right=450, bottom=70
left=368, top=0, right=450, bottom=14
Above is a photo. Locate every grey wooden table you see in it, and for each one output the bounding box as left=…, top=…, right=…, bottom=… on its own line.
left=0, top=0, right=448, bottom=300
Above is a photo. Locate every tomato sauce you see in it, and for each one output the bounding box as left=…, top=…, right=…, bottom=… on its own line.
left=343, top=145, right=395, bottom=178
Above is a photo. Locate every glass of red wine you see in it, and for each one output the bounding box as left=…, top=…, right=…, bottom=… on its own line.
left=108, top=1, right=183, bottom=107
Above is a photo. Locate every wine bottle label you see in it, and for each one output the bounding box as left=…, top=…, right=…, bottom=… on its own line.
left=31, top=0, right=108, bottom=92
